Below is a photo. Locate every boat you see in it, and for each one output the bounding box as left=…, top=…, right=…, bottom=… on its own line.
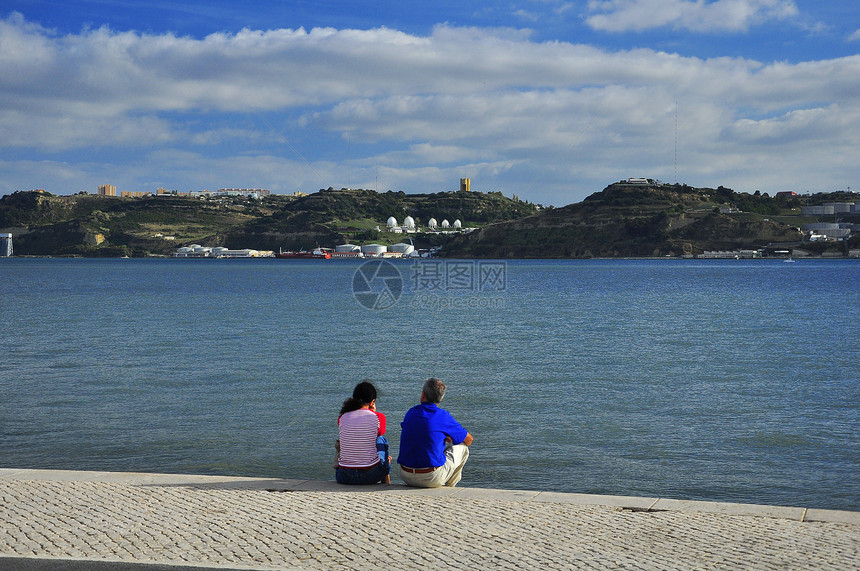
left=275, top=247, right=331, bottom=259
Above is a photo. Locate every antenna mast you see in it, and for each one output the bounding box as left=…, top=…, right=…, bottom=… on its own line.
left=674, top=101, right=678, bottom=184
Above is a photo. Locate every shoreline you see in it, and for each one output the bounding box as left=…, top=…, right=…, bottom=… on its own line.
left=4, top=254, right=860, bottom=260
left=1, top=468, right=858, bottom=523
left=1, top=468, right=858, bottom=570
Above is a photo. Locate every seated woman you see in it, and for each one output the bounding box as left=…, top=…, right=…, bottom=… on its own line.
left=335, top=381, right=391, bottom=485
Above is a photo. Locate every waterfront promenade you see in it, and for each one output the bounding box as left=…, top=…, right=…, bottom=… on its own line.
left=1, top=469, right=857, bottom=570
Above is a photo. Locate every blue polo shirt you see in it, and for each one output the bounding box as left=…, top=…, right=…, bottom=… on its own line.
left=397, top=402, right=468, bottom=468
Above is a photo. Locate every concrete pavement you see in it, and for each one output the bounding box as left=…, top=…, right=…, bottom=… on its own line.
left=1, top=469, right=857, bottom=569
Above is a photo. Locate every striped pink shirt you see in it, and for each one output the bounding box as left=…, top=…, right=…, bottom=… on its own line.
left=338, top=409, right=385, bottom=468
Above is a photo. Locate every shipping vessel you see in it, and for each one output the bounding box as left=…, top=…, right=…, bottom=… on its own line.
left=275, top=248, right=331, bottom=259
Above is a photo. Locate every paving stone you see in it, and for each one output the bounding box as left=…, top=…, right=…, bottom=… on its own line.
left=0, top=472, right=857, bottom=569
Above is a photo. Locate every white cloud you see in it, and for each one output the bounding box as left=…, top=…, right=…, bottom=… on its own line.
left=0, top=13, right=857, bottom=205
left=585, top=0, right=799, bottom=33
left=512, top=9, right=541, bottom=22
left=849, top=29, right=860, bottom=42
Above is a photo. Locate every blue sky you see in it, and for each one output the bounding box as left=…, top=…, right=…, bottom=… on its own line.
left=1, top=1, right=858, bottom=205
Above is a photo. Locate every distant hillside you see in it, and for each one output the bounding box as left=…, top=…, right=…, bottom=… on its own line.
left=223, top=187, right=539, bottom=251
left=441, top=183, right=859, bottom=258
left=3, top=183, right=855, bottom=257
left=0, top=188, right=538, bottom=256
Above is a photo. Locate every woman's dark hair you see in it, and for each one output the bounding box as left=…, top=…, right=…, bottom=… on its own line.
left=339, top=381, right=378, bottom=416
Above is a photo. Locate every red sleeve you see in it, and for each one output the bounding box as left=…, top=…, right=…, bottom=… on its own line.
left=375, top=411, right=386, bottom=436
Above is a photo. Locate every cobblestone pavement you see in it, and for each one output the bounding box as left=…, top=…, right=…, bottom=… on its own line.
left=0, top=470, right=857, bottom=570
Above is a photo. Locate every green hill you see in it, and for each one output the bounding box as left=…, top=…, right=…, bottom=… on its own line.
left=0, top=188, right=539, bottom=256
left=2, top=183, right=855, bottom=257
left=440, top=182, right=859, bottom=258
left=224, top=187, right=539, bottom=252
left=0, top=192, right=261, bottom=256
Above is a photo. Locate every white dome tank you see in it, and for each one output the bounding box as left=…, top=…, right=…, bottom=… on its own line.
left=404, top=216, right=415, bottom=229
left=361, top=244, right=388, bottom=254
left=441, top=219, right=450, bottom=228
left=389, top=243, right=415, bottom=255
left=453, top=219, right=462, bottom=229
left=428, top=218, right=437, bottom=228
left=386, top=216, right=398, bottom=228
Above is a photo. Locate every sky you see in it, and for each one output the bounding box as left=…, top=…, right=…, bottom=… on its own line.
left=1, top=1, right=858, bottom=206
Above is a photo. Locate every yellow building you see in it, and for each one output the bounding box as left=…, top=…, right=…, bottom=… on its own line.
left=98, top=184, right=116, bottom=196
left=459, top=178, right=470, bottom=192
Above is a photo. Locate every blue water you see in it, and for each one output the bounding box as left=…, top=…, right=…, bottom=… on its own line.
left=0, top=257, right=857, bottom=509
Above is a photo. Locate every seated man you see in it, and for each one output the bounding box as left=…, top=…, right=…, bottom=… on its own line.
left=397, top=378, right=474, bottom=487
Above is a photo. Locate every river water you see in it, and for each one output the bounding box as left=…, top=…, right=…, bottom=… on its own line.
left=1, top=257, right=857, bottom=509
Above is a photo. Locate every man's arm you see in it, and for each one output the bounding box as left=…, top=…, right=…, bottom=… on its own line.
left=445, top=432, right=473, bottom=446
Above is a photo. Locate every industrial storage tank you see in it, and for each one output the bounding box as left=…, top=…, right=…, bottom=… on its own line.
left=441, top=219, right=450, bottom=228
left=386, top=216, right=398, bottom=228
left=428, top=218, right=438, bottom=228
left=361, top=244, right=388, bottom=255
left=389, top=243, right=415, bottom=255
left=801, top=205, right=835, bottom=216
left=335, top=244, right=362, bottom=253
left=1, top=233, right=13, bottom=257
left=453, top=219, right=462, bottom=229
left=404, top=216, right=415, bottom=229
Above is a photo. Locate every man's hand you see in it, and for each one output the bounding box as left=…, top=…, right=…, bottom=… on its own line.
left=446, top=434, right=474, bottom=446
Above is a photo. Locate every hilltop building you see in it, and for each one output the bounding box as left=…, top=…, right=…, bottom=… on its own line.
left=620, top=178, right=662, bottom=186
left=218, top=188, right=271, bottom=198
left=381, top=213, right=468, bottom=233
left=381, top=180, right=475, bottom=233
left=155, top=188, right=271, bottom=199
left=98, top=184, right=116, bottom=196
